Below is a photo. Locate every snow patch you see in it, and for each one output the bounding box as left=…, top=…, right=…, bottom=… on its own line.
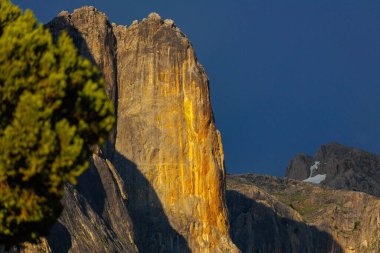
left=303, top=161, right=326, bottom=184
left=303, top=174, right=326, bottom=184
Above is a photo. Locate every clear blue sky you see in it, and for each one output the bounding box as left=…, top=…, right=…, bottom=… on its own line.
left=13, top=0, right=380, bottom=176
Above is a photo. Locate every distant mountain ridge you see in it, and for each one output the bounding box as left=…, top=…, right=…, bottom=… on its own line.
left=286, top=143, right=380, bottom=197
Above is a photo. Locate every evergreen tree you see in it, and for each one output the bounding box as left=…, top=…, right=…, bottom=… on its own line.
left=0, top=0, right=114, bottom=247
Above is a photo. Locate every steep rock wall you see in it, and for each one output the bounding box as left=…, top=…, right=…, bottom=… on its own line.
left=47, top=6, right=238, bottom=253
left=111, top=13, right=237, bottom=253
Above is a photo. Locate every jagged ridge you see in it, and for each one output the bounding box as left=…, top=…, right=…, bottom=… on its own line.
left=286, top=143, right=380, bottom=197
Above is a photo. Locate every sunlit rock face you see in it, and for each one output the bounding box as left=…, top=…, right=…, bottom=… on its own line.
left=112, top=14, right=238, bottom=253
left=47, top=6, right=238, bottom=253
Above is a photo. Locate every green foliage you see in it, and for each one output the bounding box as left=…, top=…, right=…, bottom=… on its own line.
left=0, top=0, right=114, bottom=247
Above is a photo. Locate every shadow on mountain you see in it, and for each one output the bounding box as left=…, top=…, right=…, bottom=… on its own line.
left=47, top=152, right=190, bottom=253
left=45, top=13, right=118, bottom=117
left=46, top=222, right=71, bottom=253
left=111, top=151, right=191, bottom=253
left=47, top=16, right=99, bottom=65
left=226, top=190, right=344, bottom=253
left=78, top=158, right=109, bottom=216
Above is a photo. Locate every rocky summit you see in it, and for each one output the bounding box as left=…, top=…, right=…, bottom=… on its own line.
left=286, top=143, right=380, bottom=197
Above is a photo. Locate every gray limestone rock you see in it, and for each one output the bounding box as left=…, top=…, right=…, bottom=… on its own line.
left=286, top=143, right=380, bottom=197
left=285, top=153, right=314, bottom=180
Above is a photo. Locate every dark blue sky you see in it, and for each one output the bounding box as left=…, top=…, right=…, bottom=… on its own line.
left=13, top=0, right=380, bottom=176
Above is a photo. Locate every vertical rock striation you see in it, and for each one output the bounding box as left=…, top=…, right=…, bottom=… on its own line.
left=111, top=14, right=237, bottom=253
left=47, top=7, right=238, bottom=253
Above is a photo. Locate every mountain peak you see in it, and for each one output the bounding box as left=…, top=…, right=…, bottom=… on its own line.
left=46, top=7, right=238, bottom=253
left=286, top=142, right=380, bottom=197
left=147, top=12, right=161, bottom=21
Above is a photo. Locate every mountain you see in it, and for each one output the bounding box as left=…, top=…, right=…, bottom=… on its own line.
left=44, top=6, right=238, bottom=253
left=4, top=7, right=380, bottom=253
left=227, top=174, right=380, bottom=253
left=285, top=143, right=380, bottom=197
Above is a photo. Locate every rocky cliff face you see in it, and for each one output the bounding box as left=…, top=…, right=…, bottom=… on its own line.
left=47, top=155, right=138, bottom=253
left=8, top=7, right=379, bottom=253
left=285, top=154, right=314, bottom=180
left=227, top=174, right=380, bottom=253
left=285, top=143, right=380, bottom=197
left=46, top=6, right=238, bottom=253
